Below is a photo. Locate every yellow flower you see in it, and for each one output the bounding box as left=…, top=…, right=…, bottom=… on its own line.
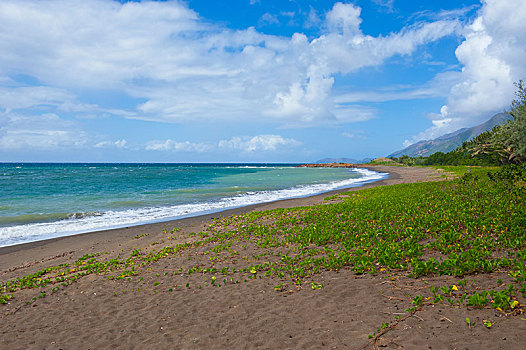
left=452, top=285, right=458, bottom=291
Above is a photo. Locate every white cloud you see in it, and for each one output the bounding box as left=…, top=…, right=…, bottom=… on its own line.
left=0, top=0, right=460, bottom=128
left=326, top=2, right=363, bottom=37
left=281, top=12, right=295, bottom=18
left=94, top=139, right=127, bottom=149
left=0, top=85, right=133, bottom=122
left=218, top=135, right=301, bottom=152
left=0, top=0, right=201, bottom=88
left=0, top=86, right=73, bottom=112
left=409, top=5, right=479, bottom=23
left=258, top=13, right=279, bottom=26
left=304, top=7, right=321, bottom=29
left=0, top=112, right=87, bottom=150
left=406, top=0, right=526, bottom=144
left=332, top=105, right=377, bottom=124
left=342, top=130, right=366, bottom=139
left=143, top=135, right=300, bottom=154
left=372, top=0, right=395, bottom=13
left=145, top=139, right=210, bottom=153
left=0, top=76, right=12, bottom=84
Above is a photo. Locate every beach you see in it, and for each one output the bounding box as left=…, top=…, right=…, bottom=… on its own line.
left=1, top=165, right=524, bottom=349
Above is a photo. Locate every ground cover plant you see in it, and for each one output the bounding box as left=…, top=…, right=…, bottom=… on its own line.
left=2, top=164, right=525, bottom=344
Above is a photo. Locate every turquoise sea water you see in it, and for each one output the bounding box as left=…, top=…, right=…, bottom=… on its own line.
left=0, top=163, right=387, bottom=247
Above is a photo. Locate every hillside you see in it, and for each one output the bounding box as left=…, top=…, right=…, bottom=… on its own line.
left=389, top=113, right=511, bottom=158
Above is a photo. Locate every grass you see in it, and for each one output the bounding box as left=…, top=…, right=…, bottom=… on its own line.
left=1, top=165, right=525, bottom=335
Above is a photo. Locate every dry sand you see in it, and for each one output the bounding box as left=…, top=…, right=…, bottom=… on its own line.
left=1, top=165, right=524, bottom=349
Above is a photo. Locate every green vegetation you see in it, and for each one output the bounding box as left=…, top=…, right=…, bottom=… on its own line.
left=0, top=293, right=12, bottom=304
left=392, top=81, right=526, bottom=166
left=504, top=80, right=526, bottom=162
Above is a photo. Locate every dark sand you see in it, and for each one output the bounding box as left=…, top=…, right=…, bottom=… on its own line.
left=1, top=165, right=524, bottom=349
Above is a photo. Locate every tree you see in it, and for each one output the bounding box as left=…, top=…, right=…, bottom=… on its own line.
left=463, top=80, right=525, bottom=164
left=464, top=127, right=512, bottom=164
left=502, top=80, right=526, bottom=163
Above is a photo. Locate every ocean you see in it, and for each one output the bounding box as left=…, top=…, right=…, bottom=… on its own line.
left=0, top=163, right=387, bottom=247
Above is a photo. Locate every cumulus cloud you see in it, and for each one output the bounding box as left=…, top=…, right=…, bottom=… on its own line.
left=405, top=0, right=526, bottom=145
left=218, top=135, right=301, bottom=152
left=326, top=2, right=363, bottom=36
left=0, top=0, right=460, bottom=129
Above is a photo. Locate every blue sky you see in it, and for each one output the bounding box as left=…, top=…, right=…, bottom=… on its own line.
left=0, top=0, right=525, bottom=163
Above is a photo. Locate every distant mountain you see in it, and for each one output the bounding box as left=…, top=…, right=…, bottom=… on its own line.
left=315, top=157, right=374, bottom=164
left=389, top=113, right=511, bottom=158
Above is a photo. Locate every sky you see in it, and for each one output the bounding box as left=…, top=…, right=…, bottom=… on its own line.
left=0, top=0, right=525, bottom=163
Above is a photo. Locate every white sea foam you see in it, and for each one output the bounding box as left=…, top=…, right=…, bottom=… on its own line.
left=0, top=168, right=386, bottom=247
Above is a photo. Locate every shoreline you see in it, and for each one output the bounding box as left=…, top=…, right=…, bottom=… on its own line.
left=0, top=165, right=448, bottom=267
